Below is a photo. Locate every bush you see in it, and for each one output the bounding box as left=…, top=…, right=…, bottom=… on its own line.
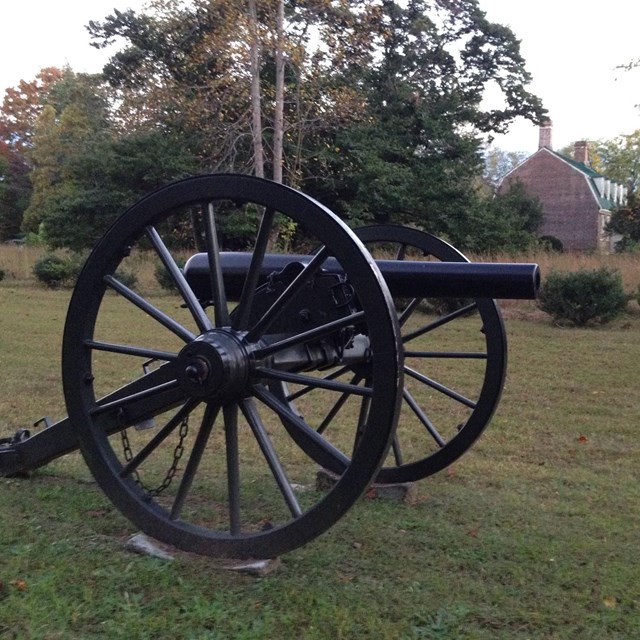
left=114, top=269, right=138, bottom=289
left=538, top=268, right=629, bottom=326
left=33, top=254, right=83, bottom=288
left=538, top=235, right=564, bottom=253
left=154, top=259, right=185, bottom=290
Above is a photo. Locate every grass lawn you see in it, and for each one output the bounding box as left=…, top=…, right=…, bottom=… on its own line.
left=1, top=279, right=639, bottom=639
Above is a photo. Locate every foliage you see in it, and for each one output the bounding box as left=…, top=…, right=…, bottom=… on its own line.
left=154, top=258, right=185, bottom=290
left=298, top=0, right=545, bottom=241
left=23, top=70, right=197, bottom=250
left=482, top=146, right=528, bottom=187
left=606, top=206, right=640, bottom=251
left=1, top=0, right=546, bottom=251
left=0, top=68, right=64, bottom=239
left=538, top=268, right=629, bottom=326
left=595, top=130, right=640, bottom=202
left=0, top=67, right=64, bottom=153
left=459, top=180, right=543, bottom=253
left=32, top=253, right=83, bottom=288
left=0, top=145, right=31, bottom=240
left=89, top=0, right=545, bottom=219
left=538, top=235, right=564, bottom=252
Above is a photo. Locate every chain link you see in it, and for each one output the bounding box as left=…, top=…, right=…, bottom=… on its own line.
left=120, top=415, right=190, bottom=498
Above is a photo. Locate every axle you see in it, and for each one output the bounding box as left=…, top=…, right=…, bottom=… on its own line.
left=183, top=252, right=540, bottom=302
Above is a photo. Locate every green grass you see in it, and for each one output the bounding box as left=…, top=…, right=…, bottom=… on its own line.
left=1, top=283, right=640, bottom=639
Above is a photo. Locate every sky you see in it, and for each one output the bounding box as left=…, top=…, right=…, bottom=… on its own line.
left=1, top=0, right=639, bottom=154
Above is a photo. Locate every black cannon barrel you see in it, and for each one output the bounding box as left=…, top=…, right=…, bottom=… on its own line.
left=183, top=252, right=540, bottom=301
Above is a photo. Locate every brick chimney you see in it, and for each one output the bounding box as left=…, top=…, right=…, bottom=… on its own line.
left=574, top=141, right=589, bottom=164
left=538, top=119, right=553, bottom=149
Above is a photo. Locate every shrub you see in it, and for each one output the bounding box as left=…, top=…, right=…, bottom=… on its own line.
left=538, top=235, right=564, bottom=253
left=538, top=268, right=629, bottom=326
left=154, top=259, right=185, bottom=290
left=114, top=269, right=138, bottom=290
left=33, top=254, right=82, bottom=288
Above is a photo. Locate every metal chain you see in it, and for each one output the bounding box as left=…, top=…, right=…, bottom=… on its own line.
left=120, top=415, right=190, bottom=498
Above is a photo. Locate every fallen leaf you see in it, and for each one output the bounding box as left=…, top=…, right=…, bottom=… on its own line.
left=467, top=528, right=479, bottom=538
left=578, top=435, right=588, bottom=443
left=11, top=579, right=27, bottom=592
left=603, top=596, right=617, bottom=609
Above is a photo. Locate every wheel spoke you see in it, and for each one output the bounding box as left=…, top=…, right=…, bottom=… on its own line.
left=224, top=404, right=241, bottom=535
left=252, top=385, right=351, bottom=467
left=391, top=436, right=404, bottom=466
left=404, top=365, right=476, bottom=408
left=146, top=225, right=212, bottom=334
left=203, top=202, right=231, bottom=327
left=252, top=311, right=365, bottom=359
left=85, top=340, right=178, bottom=362
left=104, top=274, right=197, bottom=343
left=398, top=297, right=422, bottom=327
left=170, top=403, right=219, bottom=520
left=403, top=388, right=446, bottom=447
left=240, top=397, right=302, bottom=519
left=352, top=383, right=372, bottom=455
left=256, top=367, right=372, bottom=397
left=405, top=350, right=487, bottom=359
left=91, top=379, right=181, bottom=416
left=285, top=366, right=351, bottom=402
left=316, top=374, right=363, bottom=434
left=245, top=246, right=331, bottom=341
left=233, top=206, right=275, bottom=331
left=402, top=302, right=478, bottom=344
left=119, top=400, right=200, bottom=478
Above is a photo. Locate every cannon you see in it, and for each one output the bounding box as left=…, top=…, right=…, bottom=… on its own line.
left=0, top=174, right=539, bottom=558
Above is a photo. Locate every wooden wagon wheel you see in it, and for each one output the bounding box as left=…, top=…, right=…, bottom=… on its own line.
left=61, top=175, right=402, bottom=558
left=271, top=225, right=507, bottom=484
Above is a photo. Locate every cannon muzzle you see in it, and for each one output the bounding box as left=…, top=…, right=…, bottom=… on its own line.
left=184, top=252, right=540, bottom=301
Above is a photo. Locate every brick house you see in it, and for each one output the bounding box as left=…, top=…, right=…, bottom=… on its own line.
left=498, top=122, right=627, bottom=252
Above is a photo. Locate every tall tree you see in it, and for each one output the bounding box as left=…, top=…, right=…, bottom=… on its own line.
left=0, top=67, right=64, bottom=153
left=0, top=68, right=65, bottom=235
left=483, top=146, right=528, bottom=188
left=595, top=130, right=640, bottom=203
left=0, top=143, right=30, bottom=239
left=300, top=0, right=545, bottom=245
left=24, top=70, right=196, bottom=249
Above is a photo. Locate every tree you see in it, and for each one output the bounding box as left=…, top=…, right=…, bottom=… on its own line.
left=299, top=0, right=545, bottom=246
left=84, top=0, right=544, bottom=250
left=607, top=206, right=640, bottom=251
left=468, top=180, right=543, bottom=253
left=595, top=130, right=640, bottom=204
left=0, top=143, right=31, bottom=240
left=483, top=146, right=528, bottom=188
left=0, top=68, right=65, bottom=236
left=24, top=70, right=197, bottom=250
left=0, top=67, right=64, bottom=153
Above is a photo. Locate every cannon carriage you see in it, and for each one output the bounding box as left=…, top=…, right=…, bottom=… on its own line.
left=0, top=174, right=539, bottom=558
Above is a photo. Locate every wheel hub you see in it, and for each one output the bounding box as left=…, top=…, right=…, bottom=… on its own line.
left=177, top=330, right=250, bottom=401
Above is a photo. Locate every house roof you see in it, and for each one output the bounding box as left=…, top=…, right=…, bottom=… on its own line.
left=547, top=149, right=619, bottom=210
left=502, top=147, right=622, bottom=211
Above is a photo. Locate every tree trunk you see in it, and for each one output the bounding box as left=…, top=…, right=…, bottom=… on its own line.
left=273, top=0, right=285, bottom=184
left=248, top=0, right=264, bottom=179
